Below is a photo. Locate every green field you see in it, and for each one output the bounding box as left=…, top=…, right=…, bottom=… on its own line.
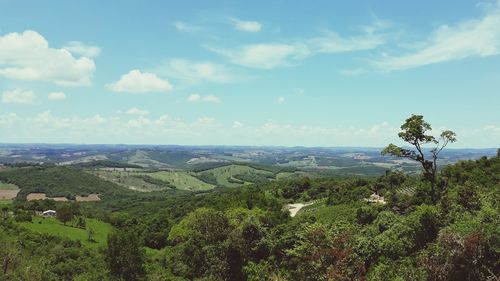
left=92, top=165, right=311, bottom=191
left=145, top=170, right=215, bottom=191
left=275, top=171, right=310, bottom=180
left=199, top=164, right=275, bottom=187
left=0, top=182, right=19, bottom=190
left=92, top=170, right=167, bottom=192
left=0, top=200, right=13, bottom=206
left=20, top=217, right=113, bottom=249
left=297, top=202, right=362, bottom=224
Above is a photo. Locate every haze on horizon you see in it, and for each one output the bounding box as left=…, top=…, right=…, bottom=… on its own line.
left=0, top=0, right=499, bottom=148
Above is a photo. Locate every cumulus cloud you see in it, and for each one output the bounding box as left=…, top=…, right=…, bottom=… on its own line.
left=276, top=96, right=285, bottom=104
left=187, top=93, right=221, bottom=103
left=63, top=41, right=101, bottom=58
left=229, top=18, right=262, bottom=32
left=211, top=43, right=310, bottom=69
left=0, top=30, right=95, bottom=86
left=374, top=4, right=500, bottom=70
left=126, top=107, right=149, bottom=116
left=47, top=92, right=66, bottom=100
left=187, top=93, right=201, bottom=102
left=107, top=70, right=173, bottom=93
left=164, top=59, right=236, bottom=83
left=0, top=112, right=497, bottom=147
left=2, top=89, right=37, bottom=104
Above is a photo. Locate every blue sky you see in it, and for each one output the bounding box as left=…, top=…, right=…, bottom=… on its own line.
left=0, top=0, right=499, bottom=147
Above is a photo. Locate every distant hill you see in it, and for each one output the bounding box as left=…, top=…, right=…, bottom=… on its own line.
left=0, top=166, right=136, bottom=200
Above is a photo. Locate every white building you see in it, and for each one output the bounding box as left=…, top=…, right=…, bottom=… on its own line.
left=41, top=210, right=57, bottom=217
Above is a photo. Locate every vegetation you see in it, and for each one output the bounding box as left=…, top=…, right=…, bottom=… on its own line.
left=382, top=114, right=457, bottom=201
left=0, top=166, right=136, bottom=199
left=0, top=118, right=498, bottom=280
left=145, top=170, right=215, bottom=191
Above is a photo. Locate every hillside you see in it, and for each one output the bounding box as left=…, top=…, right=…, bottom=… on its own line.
left=0, top=153, right=498, bottom=280
left=0, top=166, right=138, bottom=200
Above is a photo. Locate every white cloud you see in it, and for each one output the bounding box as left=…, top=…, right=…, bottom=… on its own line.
left=164, top=59, right=236, bottom=83
left=174, top=21, right=201, bottom=32
left=232, top=121, right=243, bottom=128
left=187, top=93, right=201, bottom=102
left=0, top=30, right=95, bottom=86
left=212, top=43, right=310, bottom=69
left=310, top=30, right=385, bottom=54
left=187, top=93, right=221, bottom=103
left=47, top=92, right=66, bottom=100
left=0, top=112, right=498, bottom=147
left=375, top=4, right=500, bottom=70
left=202, top=95, right=221, bottom=103
left=277, top=96, right=285, bottom=104
left=211, top=20, right=388, bottom=69
left=108, top=70, right=173, bottom=93
left=63, top=41, right=101, bottom=58
left=2, top=89, right=37, bottom=104
left=229, top=18, right=262, bottom=32
left=126, top=107, right=149, bottom=116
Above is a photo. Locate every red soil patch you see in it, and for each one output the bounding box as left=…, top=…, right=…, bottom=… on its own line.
left=26, top=193, right=47, bottom=201
left=26, top=193, right=68, bottom=201
left=75, top=193, right=101, bottom=202
left=0, top=189, right=19, bottom=200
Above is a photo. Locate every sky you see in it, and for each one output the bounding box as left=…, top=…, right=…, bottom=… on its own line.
left=0, top=0, right=499, bottom=148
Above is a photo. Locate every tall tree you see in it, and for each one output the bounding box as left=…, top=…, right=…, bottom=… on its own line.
left=57, top=205, right=74, bottom=225
left=382, top=114, right=456, bottom=200
left=106, top=229, right=145, bottom=281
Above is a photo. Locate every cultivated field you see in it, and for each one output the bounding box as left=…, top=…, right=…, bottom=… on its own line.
left=145, top=170, right=215, bottom=191
left=0, top=182, right=19, bottom=200
left=26, top=193, right=68, bottom=201
left=198, top=164, right=274, bottom=187
left=92, top=170, right=166, bottom=192
left=76, top=193, right=101, bottom=201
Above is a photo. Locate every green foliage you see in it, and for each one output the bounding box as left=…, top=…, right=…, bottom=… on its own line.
left=382, top=114, right=457, bottom=201
left=57, top=203, right=80, bottom=225
left=107, top=229, right=145, bottom=281
left=0, top=152, right=498, bottom=280
left=0, top=166, right=136, bottom=199
left=73, top=160, right=142, bottom=169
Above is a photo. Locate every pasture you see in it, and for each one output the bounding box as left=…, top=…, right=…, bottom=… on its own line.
left=198, top=164, right=275, bottom=187
left=145, top=170, right=215, bottom=191
left=20, top=217, right=112, bottom=249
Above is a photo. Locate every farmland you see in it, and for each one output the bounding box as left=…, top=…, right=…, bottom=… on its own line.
left=143, top=170, right=214, bottom=191
left=0, top=181, right=19, bottom=200
left=19, top=217, right=112, bottom=249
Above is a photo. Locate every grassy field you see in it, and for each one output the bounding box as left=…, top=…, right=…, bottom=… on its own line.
left=145, top=170, right=215, bottom=191
left=92, top=170, right=165, bottom=192
left=199, top=164, right=275, bottom=187
left=275, top=171, right=311, bottom=180
left=0, top=182, right=19, bottom=190
left=0, top=200, right=13, bottom=206
left=20, top=217, right=113, bottom=249
left=92, top=164, right=311, bottom=191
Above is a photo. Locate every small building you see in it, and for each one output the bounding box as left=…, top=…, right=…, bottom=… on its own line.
left=364, top=193, right=386, bottom=204
left=41, top=210, right=57, bottom=217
